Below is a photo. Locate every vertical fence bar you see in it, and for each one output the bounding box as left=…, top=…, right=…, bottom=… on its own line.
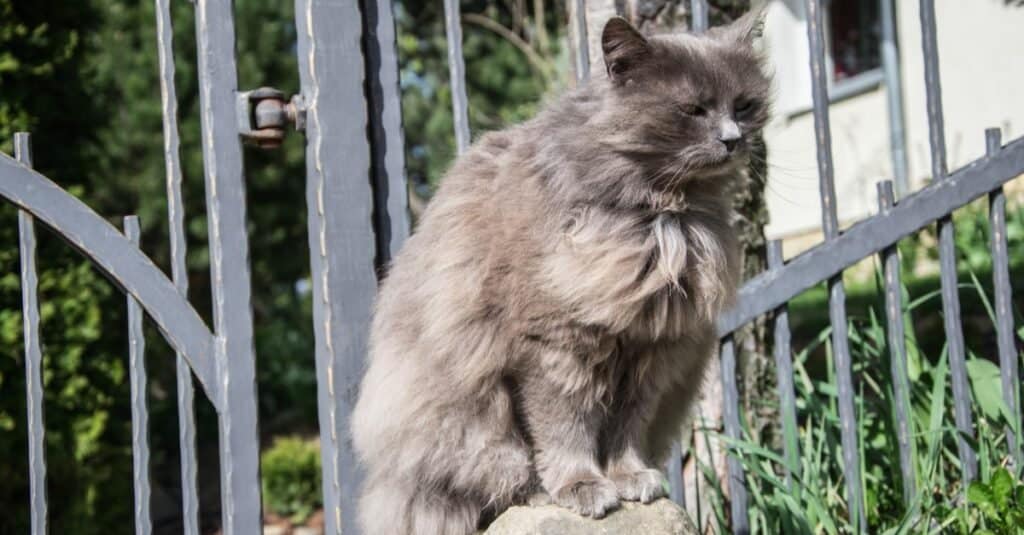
left=569, top=0, right=590, bottom=84
left=828, top=279, right=862, bottom=524
left=767, top=241, right=800, bottom=490
left=879, top=0, right=908, bottom=196
left=803, top=0, right=865, bottom=528
left=125, top=216, right=152, bottom=535
left=720, top=335, right=748, bottom=534
left=443, top=0, right=471, bottom=153
left=294, top=0, right=378, bottom=532
left=153, top=1, right=199, bottom=531
left=877, top=181, right=917, bottom=507
left=667, top=441, right=685, bottom=506
left=937, top=219, right=976, bottom=478
left=361, top=0, right=411, bottom=266
left=985, top=128, right=1021, bottom=465
left=918, top=0, right=976, bottom=484
left=691, top=427, right=703, bottom=532
left=16, top=133, right=47, bottom=535
left=690, top=0, right=709, bottom=33
left=193, top=1, right=263, bottom=533
left=691, top=4, right=727, bottom=522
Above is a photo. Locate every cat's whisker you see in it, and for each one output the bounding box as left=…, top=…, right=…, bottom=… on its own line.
left=746, top=167, right=814, bottom=207
left=746, top=160, right=819, bottom=190
left=746, top=153, right=820, bottom=180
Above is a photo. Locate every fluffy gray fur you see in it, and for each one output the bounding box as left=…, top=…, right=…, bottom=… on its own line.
left=352, top=13, right=771, bottom=535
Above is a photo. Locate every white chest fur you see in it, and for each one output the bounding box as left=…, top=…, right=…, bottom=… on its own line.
left=543, top=207, right=738, bottom=339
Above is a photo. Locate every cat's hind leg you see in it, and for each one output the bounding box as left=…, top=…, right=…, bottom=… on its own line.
left=358, top=385, right=533, bottom=534
left=409, top=491, right=482, bottom=535
left=359, top=473, right=480, bottom=535
left=442, top=387, right=535, bottom=512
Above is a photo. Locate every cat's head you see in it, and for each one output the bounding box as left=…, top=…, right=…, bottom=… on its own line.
left=597, top=12, right=771, bottom=194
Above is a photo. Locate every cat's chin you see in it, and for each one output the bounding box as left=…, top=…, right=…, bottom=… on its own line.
left=689, top=164, right=739, bottom=181
left=691, top=154, right=748, bottom=179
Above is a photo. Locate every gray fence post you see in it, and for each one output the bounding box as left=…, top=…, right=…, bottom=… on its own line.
left=294, top=0, right=379, bottom=532
left=193, top=0, right=263, bottom=533
left=443, top=0, right=472, bottom=154
left=803, top=0, right=865, bottom=529
left=918, top=0, right=977, bottom=485
left=125, top=216, right=153, bottom=535
left=879, top=0, right=909, bottom=197
left=877, top=181, right=917, bottom=507
left=152, top=0, right=200, bottom=531
left=568, top=0, right=590, bottom=84
left=16, top=133, right=47, bottom=535
left=767, top=241, right=800, bottom=492
left=719, top=336, right=748, bottom=534
left=362, top=0, right=411, bottom=267
left=985, top=128, right=1022, bottom=466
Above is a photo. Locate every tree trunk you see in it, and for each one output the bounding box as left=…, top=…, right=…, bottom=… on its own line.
left=577, top=0, right=775, bottom=529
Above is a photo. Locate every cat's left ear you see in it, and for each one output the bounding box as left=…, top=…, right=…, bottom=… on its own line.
left=602, top=17, right=649, bottom=84
left=715, top=8, right=766, bottom=45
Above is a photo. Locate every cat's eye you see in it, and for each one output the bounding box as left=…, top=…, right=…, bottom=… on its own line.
left=734, top=99, right=756, bottom=115
left=678, top=104, right=707, bottom=117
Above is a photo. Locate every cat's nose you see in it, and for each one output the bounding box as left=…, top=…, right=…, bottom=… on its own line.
left=718, top=119, right=741, bottom=152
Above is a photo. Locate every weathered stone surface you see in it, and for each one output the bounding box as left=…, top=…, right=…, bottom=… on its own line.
left=482, top=499, right=696, bottom=535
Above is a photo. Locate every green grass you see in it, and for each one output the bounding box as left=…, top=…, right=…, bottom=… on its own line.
left=699, top=261, right=1024, bottom=533
left=788, top=259, right=1024, bottom=364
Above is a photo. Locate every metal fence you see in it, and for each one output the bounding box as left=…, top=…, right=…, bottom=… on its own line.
left=3, top=0, right=406, bottom=533
left=712, top=0, right=1022, bottom=532
left=3, top=0, right=1022, bottom=534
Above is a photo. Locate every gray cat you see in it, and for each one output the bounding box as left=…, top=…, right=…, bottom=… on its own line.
left=352, top=13, right=770, bottom=535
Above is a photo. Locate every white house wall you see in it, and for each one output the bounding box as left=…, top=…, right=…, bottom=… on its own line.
left=762, top=0, right=1024, bottom=244
left=898, top=0, right=1024, bottom=187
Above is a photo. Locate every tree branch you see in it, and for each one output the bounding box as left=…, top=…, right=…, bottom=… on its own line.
left=462, top=13, right=554, bottom=83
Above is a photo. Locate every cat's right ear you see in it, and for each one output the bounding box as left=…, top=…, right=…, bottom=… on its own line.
left=602, top=17, right=649, bottom=84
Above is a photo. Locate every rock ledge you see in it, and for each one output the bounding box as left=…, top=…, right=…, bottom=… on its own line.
left=483, top=499, right=696, bottom=535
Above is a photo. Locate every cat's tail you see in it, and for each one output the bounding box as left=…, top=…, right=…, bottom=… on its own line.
left=359, top=474, right=480, bottom=535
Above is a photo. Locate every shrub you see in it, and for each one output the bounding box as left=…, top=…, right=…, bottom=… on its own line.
left=958, top=467, right=1024, bottom=534
left=261, top=436, right=322, bottom=524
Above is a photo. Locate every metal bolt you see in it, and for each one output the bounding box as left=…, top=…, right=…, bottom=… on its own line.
left=238, top=87, right=304, bottom=149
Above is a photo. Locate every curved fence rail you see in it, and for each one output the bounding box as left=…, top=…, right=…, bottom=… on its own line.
left=0, top=154, right=220, bottom=398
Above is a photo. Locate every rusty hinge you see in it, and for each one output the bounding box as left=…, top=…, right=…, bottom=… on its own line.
left=236, top=87, right=306, bottom=149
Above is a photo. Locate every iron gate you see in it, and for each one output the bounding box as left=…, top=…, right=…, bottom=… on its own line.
left=3, top=0, right=408, bottom=533
left=3, top=0, right=1023, bottom=534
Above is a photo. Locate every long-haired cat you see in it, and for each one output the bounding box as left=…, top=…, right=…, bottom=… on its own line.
left=352, top=12, right=770, bottom=534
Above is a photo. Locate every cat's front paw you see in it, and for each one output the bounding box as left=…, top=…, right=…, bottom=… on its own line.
left=552, top=477, right=620, bottom=518
left=610, top=468, right=667, bottom=503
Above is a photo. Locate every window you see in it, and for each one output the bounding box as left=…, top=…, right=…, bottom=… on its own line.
left=765, top=0, right=893, bottom=116
left=827, top=0, right=883, bottom=87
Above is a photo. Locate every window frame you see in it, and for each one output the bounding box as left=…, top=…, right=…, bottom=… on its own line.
left=779, top=0, right=888, bottom=118
left=823, top=0, right=885, bottom=102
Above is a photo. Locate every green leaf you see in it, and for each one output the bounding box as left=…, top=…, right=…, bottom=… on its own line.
left=966, top=358, right=1004, bottom=421
left=990, top=468, right=1013, bottom=506
left=967, top=481, right=993, bottom=508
